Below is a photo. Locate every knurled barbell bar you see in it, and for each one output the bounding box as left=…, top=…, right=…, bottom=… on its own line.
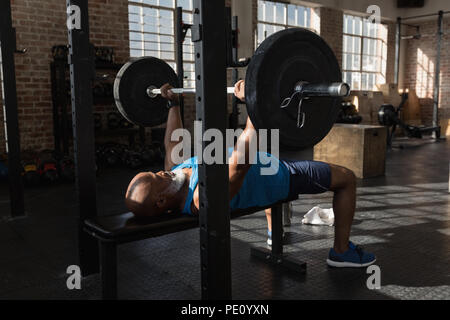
left=114, top=28, right=349, bottom=150
left=146, top=82, right=349, bottom=98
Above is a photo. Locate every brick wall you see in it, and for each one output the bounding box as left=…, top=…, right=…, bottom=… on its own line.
left=317, top=7, right=343, bottom=70
left=385, top=22, right=397, bottom=84
left=0, top=0, right=129, bottom=157
left=3, top=0, right=439, bottom=156
left=403, top=17, right=450, bottom=128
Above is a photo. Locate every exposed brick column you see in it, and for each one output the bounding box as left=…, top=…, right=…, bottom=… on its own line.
left=317, top=7, right=343, bottom=70
left=0, top=0, right=130, bottom=154
left=385, top=22, right=397, bottom=84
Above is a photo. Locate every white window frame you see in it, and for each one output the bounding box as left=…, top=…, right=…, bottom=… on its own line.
left=128, top=0, right=195, bottom=88
left=342, top=13, right=388, bottom=91
left=256, top=0, right=314, bottom=48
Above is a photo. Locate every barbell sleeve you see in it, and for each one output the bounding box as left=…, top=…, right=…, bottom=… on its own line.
left=294, top=82, right=350, bottom=97
left=148, top=86, right=236, bottom=97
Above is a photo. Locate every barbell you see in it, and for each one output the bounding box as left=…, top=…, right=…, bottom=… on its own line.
left=114, top=28, right=349, bottom=150
left=146, top=82, right=348, bottom=98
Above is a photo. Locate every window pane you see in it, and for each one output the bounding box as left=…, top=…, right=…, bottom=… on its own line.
left=258, top=1, right=312, bottom=51
left=130, top=49, right=143, bottom=57
left=343, top=13, right=388, bottom=91
left=363, top=19, right=377, bottom=37
left=183, top=43, right=193, bottom=52
left=130, top=41, right=143, bottom=50
left=275, top=2, right=285, bottom=24
left=352, top=72, right=361, bottom=90
left=382, top=42, right=387, bottom=59
left=350, top=54, right=360, bottom=70
left=143, top=33, right=157, bottom=42
left=298, top=6, right=305, bottom=26
left=129, top=12, right=140, bottom=23
left=144, top=50, right=159, bottom=57
left=183, top=52, right=194, bottom=61
left=377, top=73, right=385, bottom=86
left=344, top=72, right=361, bottom=91
left=129, top=1, right=196, bottom=88
left=354, top=36, right=361, bottom=53
left=182, top=11, right=193, bottom=24
left=306, top=8, right=311, bottom=27
left=344, top=14, right=352, bottom=33
left=257, top=23, right=265, bottom=45
left=363, top=55, right=380, bottom=72
left=258, top=1, right=264, bottom=21
left=368, top=73, right=375, bottom=90
left=354, top=17, right=362, bottom=35
left=143, top=0, right=158, bottom=6
left=343, top=35, right=361, bottom=53
left=129, top=22, right=141, bottom=32
left=343, top=71, right=351, bottom=87
left=361, top=73, right=368, bottom=90
left=379, top=24, right=388, bottom=40
left=287, top=5, right=296, bottom=25
left=159, top=0, right=174, bottom=8
left=129, top=5, right=140, bottom=14
left=130, top=31, right=142, bottom=41
left=343, top=14, right=348, bottom=33
left=265, top=2, right=274, bottom=23
left=363, top=38, right=377, bottom=56
left=177, top=0, right=192, bottom=10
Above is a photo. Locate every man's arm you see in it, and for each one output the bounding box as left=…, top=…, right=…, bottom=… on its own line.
left=228, top=80, right=257, bottom=200
left=161, top=83, right=183, bottom=171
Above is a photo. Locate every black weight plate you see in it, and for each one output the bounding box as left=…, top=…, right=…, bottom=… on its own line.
left=114, top=57, right=179, bottom=127
left=378, top=104, right=396, bottom=126
left=246, top=28, right=342, bottom=150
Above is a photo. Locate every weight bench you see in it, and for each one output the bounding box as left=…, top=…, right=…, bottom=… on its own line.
left=84, top=197, right=306, bottom=299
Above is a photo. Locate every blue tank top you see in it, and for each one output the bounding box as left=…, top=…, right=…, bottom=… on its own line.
left=171, top=148, right=290, bottom=215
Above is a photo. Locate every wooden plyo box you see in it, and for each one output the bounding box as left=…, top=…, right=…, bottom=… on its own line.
left=314, top=124, right=387, bottom=178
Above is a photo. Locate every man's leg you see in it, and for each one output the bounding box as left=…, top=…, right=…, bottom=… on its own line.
left=265, top=208, right=272, bottom=232
left=280, top=159, right=375, bottom=267
left=328, top=164, right=356, bottom=254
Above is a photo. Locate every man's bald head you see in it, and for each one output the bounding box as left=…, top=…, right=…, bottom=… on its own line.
left=125, top=170, right=188, bottom=217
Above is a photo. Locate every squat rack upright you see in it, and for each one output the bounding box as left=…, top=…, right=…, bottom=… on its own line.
left=394, top=10, right=450, bottom=139
left=67, top=0, right=233, bottom=299
left=0, top=0, right=25, bottom=218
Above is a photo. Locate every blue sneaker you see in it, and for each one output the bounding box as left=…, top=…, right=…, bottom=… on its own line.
left=327, top=242, right=376, bottom=268
left=267, top=229, right=285, bottom=246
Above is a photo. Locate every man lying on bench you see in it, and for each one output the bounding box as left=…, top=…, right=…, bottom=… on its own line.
left=124, top=80, right=376, bottom=268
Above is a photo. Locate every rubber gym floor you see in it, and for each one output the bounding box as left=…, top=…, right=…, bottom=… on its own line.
left=0, top=138, right=449, bottom=300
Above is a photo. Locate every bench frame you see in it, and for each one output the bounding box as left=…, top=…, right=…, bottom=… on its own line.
left=84, top=199, right=306, bottom=299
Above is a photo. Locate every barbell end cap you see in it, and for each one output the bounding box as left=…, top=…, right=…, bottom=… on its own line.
left=339, top=83, right=351, bottom=97
left=147, top=86, right=158, bottom=98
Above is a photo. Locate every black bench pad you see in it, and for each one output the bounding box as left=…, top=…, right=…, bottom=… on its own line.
left=84, top=197, right=298, bottom=243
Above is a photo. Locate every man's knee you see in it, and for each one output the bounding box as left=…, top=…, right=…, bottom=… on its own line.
left=329, top=165, right=356, bottom=190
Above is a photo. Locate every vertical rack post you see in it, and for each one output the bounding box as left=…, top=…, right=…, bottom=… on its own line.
left=175, top=6, right=185, bottom=125
left=193, top=0, right=231, bottom=300
left=66, top=0, right=99, bottom=275
left=432, top=11, right=443, bottom=139
left=394, top=17, right=401, bottom=85
left=0, top=0, right=25, bottom=218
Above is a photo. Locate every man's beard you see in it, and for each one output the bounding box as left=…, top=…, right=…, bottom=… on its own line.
left=171, top=169, right=187, bottom=192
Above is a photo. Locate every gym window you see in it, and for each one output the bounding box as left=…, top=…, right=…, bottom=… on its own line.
left=128, top=0, right=195, bottom=88
left=342, top=14, right=388, bottom=91
left=257, top=0, right=313, bottom=48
